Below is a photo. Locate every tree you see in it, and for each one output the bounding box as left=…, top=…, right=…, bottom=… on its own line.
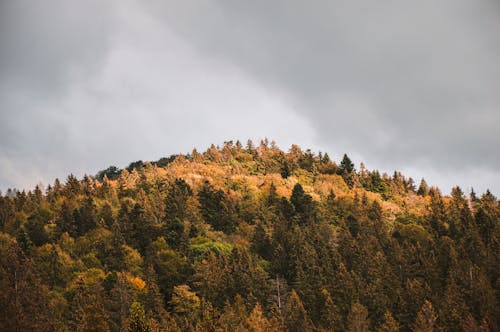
left=164, top=178, right=192, bottom=223
left=285, top=290, right=312, bottom=332
left=417, top=179, right=430, bottom=196
left=198, top=181, right=237, bottom=233
left=0, top=240, right=51, bottom=331
left=339, top=154, right=356, bottom=188
left=246, top=303, right=270, bottom=332
left=68, top=277, right=110, bottom=332
left=16, top=227, right=32, bottom=255
left=74, top=196, right=98, bottom=236
left=226, top=247, right=271, bottom=306
left=141, top=265, right=166, bottom=324
left=339, top=154, right=355, bottom=174
left=281, top=161, right=292, bottom=179
left=251, top=223, right=272, bottom=260
left=25, top=208, right=51, bottom=246
left=290, top=183, right=315, bottom=224
left=127, top=203, right=157, bottom=254
left=57, top=200, right=76, bottom=237
left=127, top=302, right=152, bottom=332
left=413, top=300, right=437, bottom=332
left=169, top=285, right=200, bottom=316
left=320, top=290, right=342, bottom=331
left=377, top=312, right=399, bottom=332
left=347, top=302, right=370, bottom=332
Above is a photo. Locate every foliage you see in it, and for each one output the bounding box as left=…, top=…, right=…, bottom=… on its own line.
left=0, top=141, right=498, bottom=331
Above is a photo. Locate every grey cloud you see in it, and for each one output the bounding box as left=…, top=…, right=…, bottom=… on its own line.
left=1, top=0, right=499, bottom=194
left=0, top=1, right=316, bottom=190
left=151, top=0, right=500, bottom=178
left=0, top=0, right=116, bottom=189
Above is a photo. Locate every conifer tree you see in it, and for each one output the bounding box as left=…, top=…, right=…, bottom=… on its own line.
left=290, top=183, right=315, bottom=224
left=320, top=290, right=343, bottom=331
left=285, top=290, right=313, bottom=332
left=347, top=302, right=370, bottom=332
left=198, top=181, right=236, bottom=233
left=413, top=300, right=437, bottom=332
left=246, top=303, right=270, bottom=332
left=417, top=179, right=430, bottom=196
left=127, top=302, right=152, bottom=332
left=377, top=311, right=399, bottom=332
left=251, top=223, right=272, bottom=260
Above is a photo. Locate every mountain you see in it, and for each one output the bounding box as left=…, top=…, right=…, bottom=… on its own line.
left=0, top=140, right=498, bottom=331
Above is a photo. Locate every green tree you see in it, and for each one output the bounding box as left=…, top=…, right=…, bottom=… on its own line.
left=417, top=179, right=430, bottom=196
left=339, top=154, right=355, bottom=174
left=127, top=302, right=152, bottom=332
left=319, top=290, right=342, bottom=331
left=251, top=223, right=272, bottom=260
left=25, top=208, right=51, bottom=246
left=198, top=181, right=237, bottom=233
left=290, top=183, right=315, bottom=224
left=169, top=284, right=200, bottom=315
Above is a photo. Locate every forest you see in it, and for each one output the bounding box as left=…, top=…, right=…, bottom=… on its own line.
left=0, top=140, right=498, bottom=331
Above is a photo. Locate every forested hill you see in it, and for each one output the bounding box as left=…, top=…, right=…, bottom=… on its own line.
left=0, top=140, right=498, bottom=331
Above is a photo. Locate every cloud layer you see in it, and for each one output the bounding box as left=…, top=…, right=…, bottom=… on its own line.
left=1, top=0, right=499, bottom=194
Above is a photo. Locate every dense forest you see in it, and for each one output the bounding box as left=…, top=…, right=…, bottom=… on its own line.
left=0, top=140, right=498, bottom=332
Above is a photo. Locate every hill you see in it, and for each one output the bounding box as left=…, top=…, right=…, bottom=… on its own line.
left=0, top=140, right=498, bottom=331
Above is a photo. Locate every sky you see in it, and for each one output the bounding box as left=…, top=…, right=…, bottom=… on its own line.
left=1, top=0, right=499, bottom=195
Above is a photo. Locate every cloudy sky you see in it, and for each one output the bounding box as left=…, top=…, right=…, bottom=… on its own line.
left=1, top=0, right=499, bottom=195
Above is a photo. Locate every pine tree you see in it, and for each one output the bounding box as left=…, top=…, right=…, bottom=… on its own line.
left=413, top=300, right=437, bottom=332
left=246, top=303, right=270, bottom=332
left=198, top=181, right=237, bottom=233
left=339, top=154, right=355, bottom=174
left=141, top=265, right=165, bottom=324
left=16, top=227, right=32, bottom=255
left=319, top=290, right=342, bottom=331
left=377, top=311, right=399, bottom=332
left=169, top=285, right=200, bottom=316
left=347, top=302, right=370, bottom=332
left=417, top=179, right=430, bottom=196
left=285, top=290, right=313, bottom=332
left=251, top=223, right=272, bottom=260
left=127, top=302, right=152, bottom=332
left=290, top=183, right=315, bottom=224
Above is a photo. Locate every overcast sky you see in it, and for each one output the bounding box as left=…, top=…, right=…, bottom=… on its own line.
left=1, top=0, right=499, bottom=195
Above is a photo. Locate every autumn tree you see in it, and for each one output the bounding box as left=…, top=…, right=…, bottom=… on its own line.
left=285, top=290, right=313, bottom=332
left=347, top=302, right=370, bottom=332
left=413, top=300, right=437, bottom=332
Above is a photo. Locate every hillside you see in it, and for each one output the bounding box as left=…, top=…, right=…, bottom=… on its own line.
left=0, top=140, right=498, bottom=331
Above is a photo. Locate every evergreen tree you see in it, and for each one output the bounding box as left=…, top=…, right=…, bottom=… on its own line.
left=339, top=154, right=355, bottom=174
left=290, top=183, right=315, bottom=224
left=284, top=290, right=313, bottom=332
left=377, top=311, right=399, bottom=332
left=319, top=290, right=342, bottom=331
left=251, top=223, right=272, bottom=260
left=417, top=179, right=430, bottom=196
left=75, top=196, right=98, bottom=236
left=413, top=300, right=437, bottom=332
left=127, top=302, right=152, bottom=332
left=347, top=302, right=370, bottom=332
left=198, top=181, right=236, bottom=233
left=246, top=303, right=270, bottom=332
